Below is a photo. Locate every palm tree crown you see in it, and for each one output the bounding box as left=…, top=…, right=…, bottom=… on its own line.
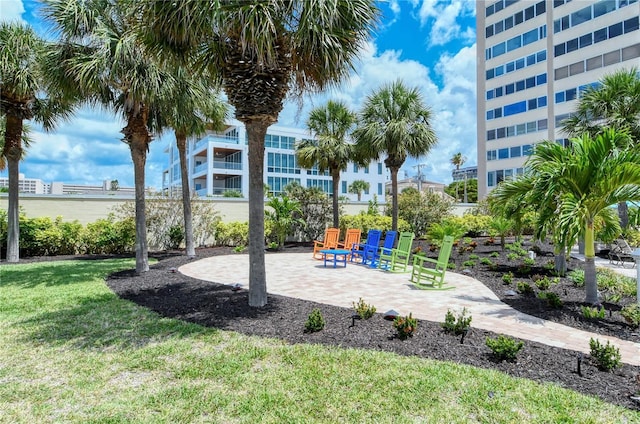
left=353, top=80, right=437, bottom=230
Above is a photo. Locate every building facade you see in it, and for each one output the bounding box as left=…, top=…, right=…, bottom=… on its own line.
left=452, top=166, right=478, bottom=182
left=162, top=120, right=388, bottom=201
left=477, top=0, right=640, bottom=198
left=0, top=174, right=133, bottom=195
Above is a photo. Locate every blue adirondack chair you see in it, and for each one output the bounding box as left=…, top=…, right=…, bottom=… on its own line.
left=368, top=230, right=397, bottom=268
left=350, top=229, right=382, bottom=264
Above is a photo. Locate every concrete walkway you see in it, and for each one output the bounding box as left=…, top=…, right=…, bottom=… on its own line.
left=179, top=252, right=640, bottom=366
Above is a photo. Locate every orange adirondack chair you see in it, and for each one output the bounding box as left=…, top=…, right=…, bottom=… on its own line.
left=313, top=227, right=340, bottom=259
left=337, top=229, right=362, bottom=260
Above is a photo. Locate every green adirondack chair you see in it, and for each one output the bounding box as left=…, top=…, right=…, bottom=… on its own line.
left=377, top=232, right=415, bottom=272
left=410, top=235, right=455, bottom=289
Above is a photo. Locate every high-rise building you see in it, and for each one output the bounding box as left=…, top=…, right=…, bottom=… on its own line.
left=163, top=120, right=388, bottom=201
left=477, top=0, right=640, bottom=198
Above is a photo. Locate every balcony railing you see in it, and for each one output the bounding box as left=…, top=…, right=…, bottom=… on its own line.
left=194, top=134, right=240, bottom=151
left=193, top=162, right=208, bottom=174
left=213, top=160, right=242, bottom=170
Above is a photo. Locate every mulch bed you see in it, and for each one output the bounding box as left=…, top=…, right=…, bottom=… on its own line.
left=98, top=239, right=640, bottom=411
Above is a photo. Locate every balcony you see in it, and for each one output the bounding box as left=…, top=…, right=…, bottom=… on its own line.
left=194, top=134, right=240, bottom=152
left=213, top=160, right=242, bottom=170
left=193, top=162, right=208, bottom=174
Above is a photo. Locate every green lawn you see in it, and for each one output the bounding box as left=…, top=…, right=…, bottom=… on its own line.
left=0, top=259, right=637, bottom=423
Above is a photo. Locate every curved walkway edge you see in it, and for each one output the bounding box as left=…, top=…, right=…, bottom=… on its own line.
left=179, top=252, right=640, bottom=366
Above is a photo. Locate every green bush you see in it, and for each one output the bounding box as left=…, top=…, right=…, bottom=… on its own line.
left=589, top=338, right=621, bottom=371
left=304, top=309, right=325, bottom=333
left=480, top=257, right=493, bottom=266
left=82, top=215, right=136, bottom=254
left=516, top=282, right=534, bottom=295
left=393, top=313, right=417, bottom=340
left=446, top=214, right=493, bottom=237
left=486, top=335, right=524, bottom=361
left=620, top=304, right=640, bottom=327
left=352, top=298, right=376, bottom=320
left=168, top=225, right=184, bottom=249
left=538, top=292, right=563, bottom=308
left=340, top=214, right=410, bottom=237
left=535, top=276, right=551, bottom=290
left=214, top=221, right=249, bottom=247
left=568, top=270, right=585, bottom=287
left=441, top=308, right=472, bottom=335
left=462, top=260, right=476, bottom=267
left=581, top=306, right=606, bottom=319
left=502, top=272, right=513, bottom=284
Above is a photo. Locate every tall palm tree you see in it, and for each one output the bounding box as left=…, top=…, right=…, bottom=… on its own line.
left=0, top=22, right=76, bottom=263
left=498, top=129, right=640, bottom=304
left=137, top=0, right=380, bottom=307
left=562, top=67, right=640, bottom=229
left=348, top=179, right=370, bottom=202
left=296, top=101, right=356, bottom=228
left=41, top=0, right=174, bottom=274
left=353, top=80, right=437, bottom=231
left=156, top=67, right=228, bottom=258
left=450, top=152, right=466, bottom=201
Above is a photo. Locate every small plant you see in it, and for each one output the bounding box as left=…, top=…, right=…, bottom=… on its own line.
left=516, top=282, right=534, bottom=295
left=267, top=241, right=279, bottom=250
left=479, top=257, right=493, bottom=266
left=485, top=236, right=495, bottom=245
left=462, top=260, right=476, bottom=267
left=441, top=308, right=472, bottom=335
left=506, top=252, right=519, bottom=261
left=393, top=313, right=417, bottom=340
left=523, top=257, right=535, bottom=266
left=352, top=298, right=376, bottom=320
left=486, top=335, right=524, bottom=361
left=446, top=262, right=456, bottom=270
left=490, top=251, right=500, bottom=258
left=233, top=245, right=246, bottom=253
left=568, top=269, right=585, bottom=287
left=502, top=272, right=514, bottom=284
left=589, top=338, right=621, bottom=371
left=544, top=260, right=555, bottom=271
left=517, top=264, right=531, bottom=275
left=538, top=291, right=563, bottom=308
left=581, top=305, right=606, bottom=319
left=621, top=304, right=640, bottom=327
left=304, top=308, right=325, bottom=333
left=468, top=254, right=479, bottom=260
left=535, top=277, right=551, bottom=290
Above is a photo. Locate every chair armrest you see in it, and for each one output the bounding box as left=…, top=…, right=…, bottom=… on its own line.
left=413, top=255, right=439, bottom=266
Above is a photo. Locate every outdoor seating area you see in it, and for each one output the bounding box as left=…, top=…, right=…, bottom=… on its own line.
left=608, top=238, right=637, bottom=268
left=409, top=235, right=455, bottom=290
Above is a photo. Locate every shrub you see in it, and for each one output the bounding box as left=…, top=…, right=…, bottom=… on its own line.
left=304, top=309, right=325, bottom=333
left=214, top=221, right=249, bottom=247
left=538, top=291, right=563, bottom=308
left=222, top=190, right=242, bottom=198
left=486, top=335, right=524, bottom=361
left=480, top=257, right=493, bottom=266
left=441, top=308, right=472, bottom=335
left=535, top=276, right=551, bottom=290
left=596, top=268, right=636, bottom=297
left=455, top=214, right=493, bottom=237
left=516, top=282, right=534, bottom=295
left=620, top=304, right=640, bottom=327
left=168, top=225, right=184, bottom=249
left=502, top=272, right=513, bottom=284
left=340, top=214, right=410, bottom=238
left=426, top=220, right=466, bottom=246
left=353, top=298, right=376, bottom=320
left=393, top=313, right=417, bottom=340
left=462, top=260, right=476, bottom=267
left=589, top=338, right=621, bottom=371
left=395, top=190, right=454, bottom=237
left=82, top=215, right=135, bottom=254
left=581, top=306, right=606, bottom=319
left=489, top=251, right=500, bottom=258
left=568, top=270, right=585, bottom=287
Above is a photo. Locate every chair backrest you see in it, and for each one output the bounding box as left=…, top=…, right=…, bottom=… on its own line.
left=364, top=229, right=382, bottom=248
left=436, top=235, right=455, bottom=269
left=342, top=228, right=362, bottom=250
left=617, top=238, right=634, bottom=253
left=323, top=228, right=340, bottom=248
left=395, top=232, right=415, bottom=254
left=380, top=231, right=398, bottom=252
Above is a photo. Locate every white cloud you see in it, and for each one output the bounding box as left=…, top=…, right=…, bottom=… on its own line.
left=415, top=0, right=475, bottom=47
left=0, top=0, right=26, bottom=23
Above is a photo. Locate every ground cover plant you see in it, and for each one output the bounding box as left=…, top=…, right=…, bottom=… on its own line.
left=2, top=237, right=640, bottom=419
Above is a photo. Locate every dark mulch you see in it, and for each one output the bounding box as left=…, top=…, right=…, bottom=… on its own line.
left=10, top=238, right=640, bottom=410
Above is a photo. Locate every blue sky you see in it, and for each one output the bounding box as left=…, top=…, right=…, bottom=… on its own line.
left=1, top=0, right=478, bottom=189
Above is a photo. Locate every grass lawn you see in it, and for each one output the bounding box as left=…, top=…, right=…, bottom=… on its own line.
left=0, top=259, right=638, bottom=423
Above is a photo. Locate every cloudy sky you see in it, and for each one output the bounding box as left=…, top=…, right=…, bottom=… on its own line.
left=1, top=0, right=477, bottom=189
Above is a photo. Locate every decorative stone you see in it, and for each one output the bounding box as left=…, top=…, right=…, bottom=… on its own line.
left=504, top=290, right=518, bottom=296
left=231, top=283, right=243, bottom=292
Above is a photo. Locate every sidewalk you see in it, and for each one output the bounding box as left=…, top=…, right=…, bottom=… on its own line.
left=570, top=245, right=637, bottom=279
left=179, top=252, right=640, bottom=366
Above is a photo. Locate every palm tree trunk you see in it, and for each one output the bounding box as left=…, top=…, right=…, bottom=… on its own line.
left=4, top=115, right=23, bottom=263
left=390, top=166, right=399, bottom=231
left=128, top=127, right=150, bottom=274
left=245, top=118, right=269, bottom=307
left=176, top=132, right=195, bottom=257
left=584, top=222, right=599, bottom=304
left=553, top=244, right=566, bottom=276
left=618, top=201, right=629, bottom=230
left=331, top=169, right=340, bottom=228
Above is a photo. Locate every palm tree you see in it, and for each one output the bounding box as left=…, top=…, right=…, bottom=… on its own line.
left=353, top=80, right=437, bottom=231
left=348, top=180, right=370, bottom=201
left=562, top=68, right=640, bottom=229
left=42, top=0, right=174, bottom=274
left=157, top=67, right=228, bottom=258
left=497, top=130, right=640, bottom=304
left=296, top=101, right=356, bottom=227
left=0, top=22, right=76, bottom=263
left=450, top=152, right=466, bottom=201
left=138, top=0, right=380, bottom=306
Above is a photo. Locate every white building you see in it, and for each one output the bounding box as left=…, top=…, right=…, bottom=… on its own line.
left=477, top=0, right=640, bottom=198
left=0, top=174, right=133, bottom=195
left=162, top=120, right=388, bottom=201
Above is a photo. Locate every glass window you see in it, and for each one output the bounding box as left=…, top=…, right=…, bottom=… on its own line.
left=579, top=33, right=593, bottom=48
left=487, top=150, right=496, bottom=161
left=514, top=11, right=523, bottom=24
left=594, top=28, right=607, bottom=43
left=538, top=119, right=548, bottom=130
left=496, top=170, right=504, bottom=184
left=536, top=73, right=547, bottom=84
left=507, top=36, right=522, bottom=51
left=495, top=20, right=504, bottom=34
left=342, top=181, right=347, bottom=193
left=504, top=169, right=514, bottom=180
left=495, top=87, right=503, bottom=97
left=528, top=98, right=538, bottom=110
left=536, top=1, right=546, bottom=15
left=507, top=126, right=516, bottom=137
left=378, top=183, right=383, bottom=195
left=486, top=48, right=492, bottom=60
left=487, top=129, right=496, bottom=140
left=486, top=90, right=494, bottom=100
left=486, top=25, right=494, bottom=38
left=555, top=91, right=565, bottom=103
left=554, top=19, right=561, bottom=33
left=566, top=38, right=578, bottom=53
left=561, top=15, right=570, bottom=30
left=516, top=123, right=526, bottom=134
left=526, top=53, right=536, bottom=65
left=525, top=5, right=535, bottom=19
left=504, top=100, right=527, bottom=116
left=538, top=96, right=547, bottom=107
left=353, top=164, right=358, bottom=172
left=516, top=80, right=525, bottom=91
left=495, top=0, right=503, bottom=12
left=526, top=77, right=535, bottom=88
left=523, top=28, right=538, bottom=45
left=378, top=163, right=383, bottom=174
left=493, top=42, right=506, bottom=57
left=505, top=83, right=515, bottom=94
left=624, top=17, right=640, bottom=33
left=498, top=148, right=509, bottom=159
left=571, top=6, right=592, bottom=26
left=364, top=166, right=369, bottom=174
left=515, top=58, right=525, bottom=69
left=554, top=43, right=566, bottom=57
left=486, top=69, right=495, bottom=80
left=494, top=108, right=503, bottom=118
left=505, top=16, right=514, bottom=30
left=593, top=0, right=616, bottom=17
left=488, top=171, right=495, bottom=187
left=497, top=127, right=506, bottom=138
left=609, top=22, right=623, bottom=38
left=486, top=4, right=494, bottom=17
left=516, top=167, right=524, bottom=176
left=527, top=121, right=536, bottom=132
left=495, top=65, right=504, bottom=76
left=537, top=50, right=546, bottom=61
left=566, top=88, right=577, bottom=101
left=506, top=61, right=515, bottom=73
left=522, top=144, right=533, bottom=155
